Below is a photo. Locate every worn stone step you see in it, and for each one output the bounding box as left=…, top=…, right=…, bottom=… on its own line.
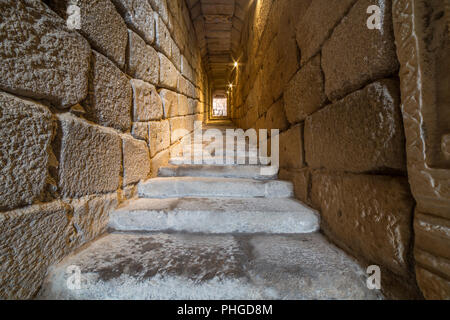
left=138, top=177, right=292, bottom=198
left=37, top=232, right=382, bottom=300
left=109, top=197, right=319, bottom=233
left=169, top=156, right=271, bottom=166
left=158, top=164, right=277, bottom=180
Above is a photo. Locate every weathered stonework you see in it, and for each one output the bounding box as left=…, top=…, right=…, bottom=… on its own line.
left=279, top=124, right=304, bottom=170
left=0, top=92, right=55, bottom=210
left=284, top=55, right=327, bottom=124
left=148, top=120, right=170, bottom=157
left=131, top=122, right=149, bottom=142
left=111, top=0, right=155, bottom=45
left=154, top=13, right=172, bottom=58
left=0, top=201, right=74, bottom=299
left=305, top=80, right=406, bottom=173
left=0, top=0, right=90, bottom=107
left=130, top=79, right=163, bottom=122
left=322, top=0, right=399, bottom=101
left=150, top=149, right=169, bottom=177
left=295, top=0, right=357, bottom=65
left=83, top=51, right=132, bottom=132
left=160, top=89, right=179, bottom=118
left=159, top=53, right=178, bottom=89
left=265, top=99, right=289, bottom=131
left=56, top=113, right=122, bottom=198
left=46, top=0, right=128, bottom=69
left=127, top=30, right=159, bottom=85
left=69, top=193, right=118, bottom=245
left=279, top=168, right=310, bottom=204
left=122, top=135, right=150, bottom=186
left=311, top=171, right=415, bottom=276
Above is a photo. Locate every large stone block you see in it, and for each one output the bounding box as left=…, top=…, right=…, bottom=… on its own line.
left=46, top=0, right=128, bottom=69
left=265, top=99, right=289, bottom=131
left=131, top=122, right=149, bottom=142
left=305, top=80, right=406, bottom=173
left=56, top=114, right=122, bottom=198
left=0, top=201, right=74, bottom=299
left=111, top=0, right=155, bottom=44
left=160, top=89, right=179, bottom=118
left=178, top=94, right=189, bottom=116
left=148, top=120, right=170, bottom=157
left=284, top=55, right=327, bottom=124
left=279, top=168, right=310, bottom=204
left=122, top=135, right=150, bottom=186
left=154, top=13, right=172, bottom=58
left=159, top=53, right=178, bottom=89
left=170, top=115, right=195, bottom=144
left=295, top=0, right=356, bottom=65
left=0, top=0, right=90, bottom=107
left=150, top=149, right=169, bottom=177
left=0, top=92, right=54, bottom=210
left=311, top=171, right=415, bottom=276
left=69, top=193, right=118, bottom=245
left=148, top=0, right=169, bottom=25
left=279, top=124, right=304, bottom=170
left=83, top=51, right=132, bottom=132
left=130, top=79, right=163, bottom=121
left=127, top=30, right=159, bottom=85
left=322, top=0, right=399, bottom=101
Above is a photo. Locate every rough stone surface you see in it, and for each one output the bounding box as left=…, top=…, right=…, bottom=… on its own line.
left=154, top=14, right=171, bottom=58
left=279, top=168, right=310, bottom=205
left=56, top=113, right=122, bottom=198
left=178, top=94, right=189, bottom=116
left=0, top=201, right=74, bottom=299
left=295, top=0, right=356, bottom=65
left=131, top=122, right=149, bottom=142
left=265, top=99, right=289, bottom=131
left=284, top=55, right=327, bottom=124
left=148, top=120, right=170, bottom=157
left=0, top=0, right=90, bottom=107
left=122, top=135, right=150, bottom=186
left=150, top=149, right=169, bottom=177
left=160, top=89, right=179, bottom=118
left=0, top=92, right=55, bottom=210
left=83, top=51, right=132, bottom=132
left=37, top=232, right=381, bottom=300
left=111, top=0, right=155, bottom=44
left=279, top=124, right=304, bottom=170
left=69, top=193, right=118, bottom=245
left=46, top=0, right=128, bottom=69
left=311, top=171, right=415, bottom=276
left=127, top=31, right=159, bottom=85
left=130, top=79, right=163, bottom=122
left=159, top=53, right=178, bottom=89
left=322, top=0, right=399, bottom=100
left=305, top=80, right=406, bottom=173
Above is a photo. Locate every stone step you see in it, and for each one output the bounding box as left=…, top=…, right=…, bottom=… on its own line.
left=138, top=177, right=292, bottom=198
left=37, top=232, right=382, bottom=300
left=158, top=164, right=277, bottom=180
left=109, top=197, right=319, bottom=233
left=169, top=156, right=271, bottom=166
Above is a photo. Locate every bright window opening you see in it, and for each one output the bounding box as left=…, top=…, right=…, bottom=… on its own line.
left=213, top=96, right=227, bottom=117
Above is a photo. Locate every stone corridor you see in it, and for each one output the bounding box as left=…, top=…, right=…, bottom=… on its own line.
left=0, top=0, right=449, bottom=300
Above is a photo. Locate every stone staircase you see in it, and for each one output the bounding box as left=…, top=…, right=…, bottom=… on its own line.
left=37, top=126, right=382, bottom=300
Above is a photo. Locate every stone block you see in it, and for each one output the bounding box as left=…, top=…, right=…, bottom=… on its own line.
left=131, top=122, right=149, bottom=142
left=160, top=89, right=179, bottom=118
left=150, top=149, right=169, bottom=177
left=83, top=51, right=132, bottom=132
left=0, top=0, right=90, bottom=107
left=159, top=53, right=178, bottom=89
left=284, top=54, right=327, bottom=124
left=130, top=79, right=163, bottom=121
left=170, top=115, right=195, bottom=144
left=56, top=113, right=122, bottom=198
left=296, top=0, right=356, bottom=65
left=127, top=30, right=159, bottom=85
left=0, top=92, right=55, bottom=210
left=265, top=99, right=289, bottom=131
left=279, top=168, right=310, bottom=204
left=311, top=171, right=415, bottom=276
left=187, top=98, right=197, bottom=115
left=154, top=13, right=171, bottom=58
left=305, top=79, right=406, bottom=173
left=122, top=135, right=150, bottom=186
left=46, top=0, right=128, bottom=69
left=69, top=193, right=118, bottom=244
left=178, top=94, right=189, bottom=116
left=0, top=201, right=74, bottom=299
left=149, top=0, right=169, bottom=27
left=111, top=0, right=155, bottom=44
left=279, top=124, right=304, bottom=170
left=148, top=120, right=170, bottom=157
left=322, top=0, right=399, bottom=100
left=171, top=39, right=181, bottom=71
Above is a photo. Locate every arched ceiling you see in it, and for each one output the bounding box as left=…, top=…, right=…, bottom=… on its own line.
left=186, top=0, right=251, bottom=90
